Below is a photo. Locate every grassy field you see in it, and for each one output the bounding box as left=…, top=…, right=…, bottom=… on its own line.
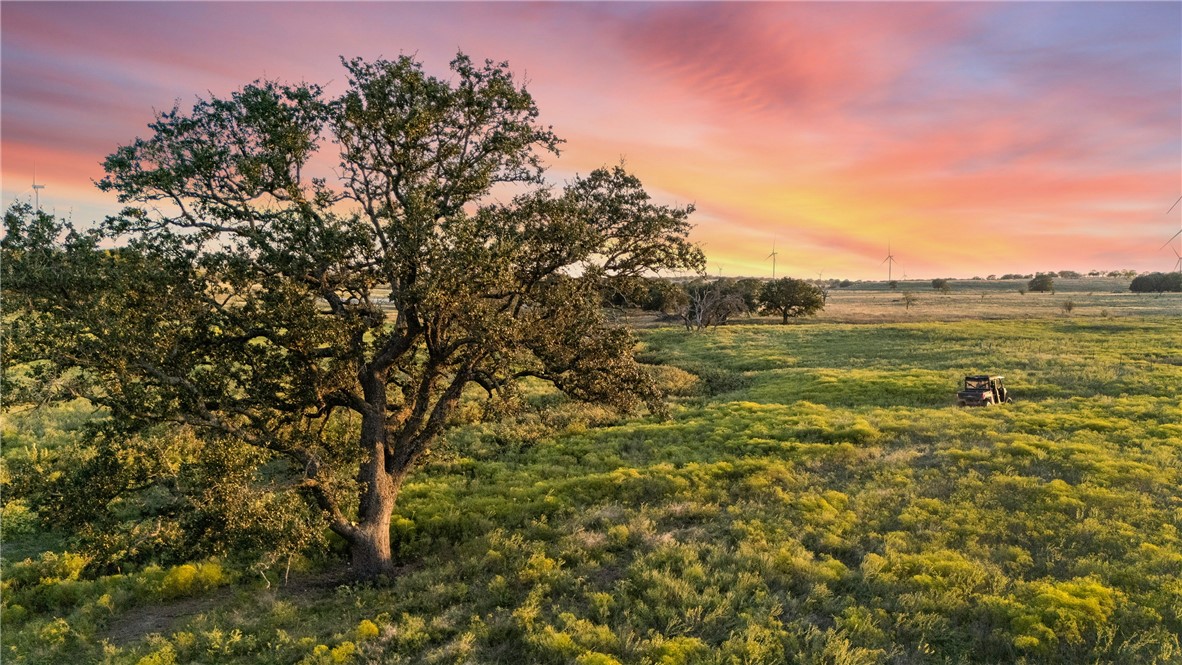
left=3, top=281, right=1181, bottom=664
left=758, top=276, right=1180, bottom=324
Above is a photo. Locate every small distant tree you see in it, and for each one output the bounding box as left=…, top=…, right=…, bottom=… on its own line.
left=931, top=278, right=951, bottom=294
left=839, top=279, right=852, bottom=289
left=888, top=280, right=898, bottom=290
left=732, top=277, right=764, bottom=313
left=757, top=277, right=825, bottom=324
left=813, top=279, right=831, bottom=303
left=1028, top=273, right=1055, bottom=293
left=641, top=279, right=689, bottom=315
left=902, top=291, right=917, bottom=310
left=677, top=279, right=747, bottom=330
left=1061, top=299, right=1075, bottom=314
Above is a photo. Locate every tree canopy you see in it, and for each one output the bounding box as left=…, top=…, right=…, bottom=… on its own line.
left=1129, top=271, right=1182, bottom=293
left=757, top=278, right=825, bottom=324
left=1028, top=274, right=1055, bottom=293
left=1, top=53, right=704, bottom=579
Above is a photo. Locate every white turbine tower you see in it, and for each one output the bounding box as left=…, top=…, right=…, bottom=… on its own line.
left=766, top=240, right=779, bottom=279
left=32, top=164, right=46, bottom=211
left=882, top=242, right=898, bottom=282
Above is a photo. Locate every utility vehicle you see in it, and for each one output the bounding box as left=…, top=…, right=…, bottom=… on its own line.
left=958, top=375, right=1011, bottom=406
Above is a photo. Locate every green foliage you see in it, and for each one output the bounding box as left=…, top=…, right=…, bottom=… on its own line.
left=159, top=562, right=230, bottom=599
left=1030, top=273, right=1056, bottom=293
left=3, top=53, right=703, bottom=578
left=353, top=619, right=379, bottom=641
left=1, top=499, right=39, bottom=537
left=1130, top=271, right=1182, bottom=293
left=757, top=277, right=826, bottom=323
left=931, top=278, right=951, bottom=293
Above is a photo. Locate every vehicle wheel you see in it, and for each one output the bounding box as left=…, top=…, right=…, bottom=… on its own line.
left=1006, top=398, right=1013, bottom=403
left=958, top=400, right=966, bottom=407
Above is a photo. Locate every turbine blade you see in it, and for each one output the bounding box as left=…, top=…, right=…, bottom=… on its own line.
left=1160, top=229, right=1182, bottom=249
left=1167, top=195, right=1182, bottom=215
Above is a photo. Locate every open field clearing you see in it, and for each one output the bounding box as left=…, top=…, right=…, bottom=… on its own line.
left=809, top=280, right=1181, bottom=324
left=745, top=277, right=1179, bottom=324
left=3, top=294, right=1180, bottom=664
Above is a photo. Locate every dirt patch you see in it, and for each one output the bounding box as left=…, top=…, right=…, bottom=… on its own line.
left=104, top=593, right=226, bottom=646
left=102, top=565, right=355, bottom=646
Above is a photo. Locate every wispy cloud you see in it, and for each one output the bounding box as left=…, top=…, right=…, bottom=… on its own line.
left=2, top=2, right=1177, bottom=277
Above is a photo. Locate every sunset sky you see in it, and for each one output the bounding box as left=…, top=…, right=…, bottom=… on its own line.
left=3, top=2, right=1180, bottom=279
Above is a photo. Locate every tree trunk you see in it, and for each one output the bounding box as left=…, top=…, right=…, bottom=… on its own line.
left=348, top=382, right=400, bottom=581
left=345, top=460, right=401, bottom=580
left=349, top=515, right=395, bottom=580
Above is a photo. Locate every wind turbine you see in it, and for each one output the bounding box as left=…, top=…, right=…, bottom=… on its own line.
left=32, top=164, right=45, bottom=211
left=882, top=242, right=898, bottom=282
left=766, top=240, right=779, bottom=279
left=1163, top=196, right=1182, bottom=273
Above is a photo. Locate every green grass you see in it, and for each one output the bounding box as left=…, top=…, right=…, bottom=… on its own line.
left=3, top=302, right=1181, bottom=663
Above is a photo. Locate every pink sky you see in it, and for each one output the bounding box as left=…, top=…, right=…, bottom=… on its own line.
left=3, top=2, right=1179, bottom=279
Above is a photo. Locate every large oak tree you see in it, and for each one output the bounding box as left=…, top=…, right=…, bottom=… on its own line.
left=1, top=54, right=703, bottom=579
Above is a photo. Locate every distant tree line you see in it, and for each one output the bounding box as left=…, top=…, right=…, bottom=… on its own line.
left=616, top=276, right=826, bottom=329
left=989, top=270, right=1136, bottom=280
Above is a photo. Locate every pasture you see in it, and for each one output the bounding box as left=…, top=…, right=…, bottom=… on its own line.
left=755, top=276, right=1179, bottom=323
left=3, top=280, right=1181, bottom=664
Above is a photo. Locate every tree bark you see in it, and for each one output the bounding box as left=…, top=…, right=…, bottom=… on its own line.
left=348, top=513, right=395, bottom=580
left=348, top=375, right=399, bottom=580
left=346, top=451, right=401, bottom=580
